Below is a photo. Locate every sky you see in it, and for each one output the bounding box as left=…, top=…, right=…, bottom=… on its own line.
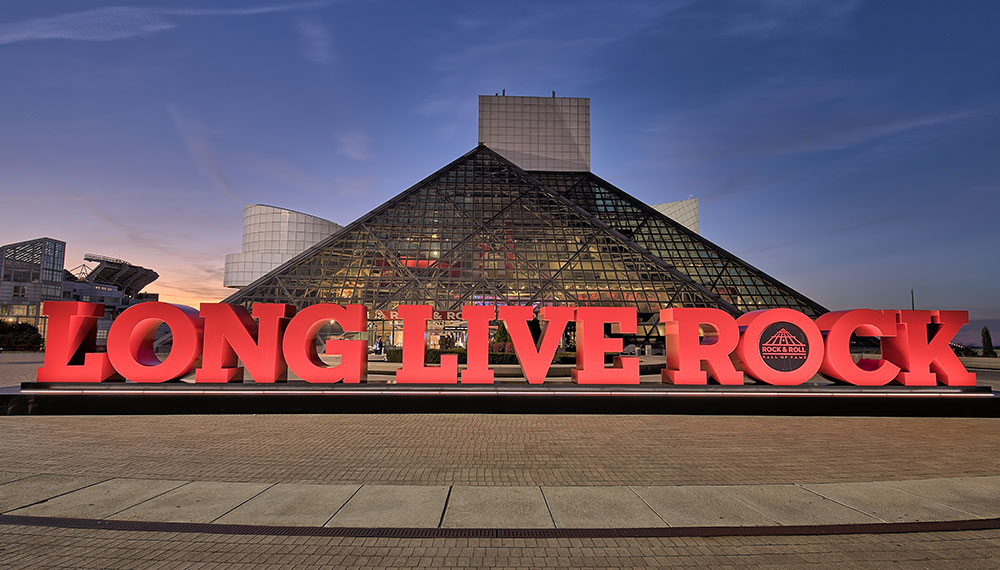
left=1, top=1, right=998, bottom=343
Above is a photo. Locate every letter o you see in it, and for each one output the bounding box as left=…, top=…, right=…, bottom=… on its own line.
left=735, top=308, right=823, bottom=386
left=107, top=303, right=203, bottom=382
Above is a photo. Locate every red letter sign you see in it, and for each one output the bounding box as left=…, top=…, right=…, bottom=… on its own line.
left=460, top=305, right=495, bottom=384
left=499, top=306, right=574, bottom=384
left=660, top=308, right=742, bottom=385
left=196, top=303, right=295, bottom=383
left=106, top=303, right=204, bottom=382
left=881, top=310, right=976, bottom=386
left=396, top=305, right=458, bottom=383
left=816, top=309, right=900, bottom=386
left=282, top=304, right=367, bottom=383
left=735, top=308, right=823, bottom=385
left=573, top=306, right=639, bottom=384
left=36, top=301, right=114, bottom=383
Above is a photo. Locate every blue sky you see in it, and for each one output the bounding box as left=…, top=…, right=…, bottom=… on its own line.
left=1, top=1, right=997, bottom=341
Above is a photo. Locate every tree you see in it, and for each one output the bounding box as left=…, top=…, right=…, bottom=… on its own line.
left=0, top=321, right=43, bottom=351
left=493, top=321, right=510, bottom=344
left=983, top=326, right=997, bottom=358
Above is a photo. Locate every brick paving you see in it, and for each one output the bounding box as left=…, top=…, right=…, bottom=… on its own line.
left=1, top=525, right=999, bottom=568
left=3, top=354, right=1000, bottom=566
left=0, top=353, right=41, bottom=388
left=0, top=414, right=998, bottom=486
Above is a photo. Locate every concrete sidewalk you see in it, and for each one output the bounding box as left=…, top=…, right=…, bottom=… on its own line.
left=2, top=471, right=998, bottom=529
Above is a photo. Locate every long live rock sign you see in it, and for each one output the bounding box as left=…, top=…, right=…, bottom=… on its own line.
left=36, top=301, right=975, bottom=387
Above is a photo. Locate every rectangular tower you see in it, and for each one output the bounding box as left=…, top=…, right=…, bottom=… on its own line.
left=478, top=94, right=590, bottom=171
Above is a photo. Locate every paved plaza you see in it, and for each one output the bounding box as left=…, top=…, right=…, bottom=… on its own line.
left=2, top=352, right=999, bottom=567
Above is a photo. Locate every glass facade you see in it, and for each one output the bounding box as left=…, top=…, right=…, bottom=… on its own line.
left=0, top=237, right=66, bottom=339
left=224, top=204, right=342, bottom=288
left=226, top=146, right=826, bottom=346
left=652, top=198, right=699, bottom=234
left=530, top=172, right=825, bottom=317
left=479, top=95, right=590, bottom=171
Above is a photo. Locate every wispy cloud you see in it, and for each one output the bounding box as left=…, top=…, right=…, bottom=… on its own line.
left=67, top=192, right=236, bottom=304
left=163, top=2, right=330, bottom=17
left=428, top=1, right=690, bottom=94
left=295, top=18, right=332, bottom=64
left=0, top=2, right=329, bottom=45
left=167, top=105, right=242, bottom=204
left=725, top=0, right=864, bottom=38
left=648, top=77, right=979, bottom=167
left=0, top=7, right=173, bottom=44
left=336, top=131, right=371, bottom=161
left=70, top=194, right=178, bottom=256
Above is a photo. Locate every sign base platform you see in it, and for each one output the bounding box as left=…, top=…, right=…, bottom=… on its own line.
left=2, top=382, right=996, bottom=416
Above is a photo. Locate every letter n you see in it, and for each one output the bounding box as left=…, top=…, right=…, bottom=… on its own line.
left=196, top=303, right=295, bottom=383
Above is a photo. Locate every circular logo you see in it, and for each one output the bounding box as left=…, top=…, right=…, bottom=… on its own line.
left=758, top=321, right=810, bottom=372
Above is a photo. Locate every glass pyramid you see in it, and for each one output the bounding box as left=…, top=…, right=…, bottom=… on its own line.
left=226, top=146, right=825, bottom=325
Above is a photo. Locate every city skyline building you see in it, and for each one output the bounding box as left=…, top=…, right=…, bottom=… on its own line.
left=0, top=238, right=159, bottom=344
left=0, top=238, right=65, bottom=339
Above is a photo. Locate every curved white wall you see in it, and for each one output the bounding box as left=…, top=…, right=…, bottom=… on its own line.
left=224, top=204, right=341, bottom=288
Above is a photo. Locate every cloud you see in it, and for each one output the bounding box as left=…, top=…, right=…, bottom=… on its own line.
left=163, top=2, right=331, bottom=17
left=69, top=194, right=177, bottom=256
left=430, top=1, right=691, bottom=88
left=0, top=2, right=329, bottom=45
left=648, top=77, right=979, bottom=167
left=336, top=131, right=372, bottom=161
left=69, top=194, right=236, bottom=304
left=167, top=105, right=242, bottom=204
left=0, top=7, right=173, bottom=44
left=295, top=18, right=332, bottom=64
left=725, top=0, right=864, bottom=38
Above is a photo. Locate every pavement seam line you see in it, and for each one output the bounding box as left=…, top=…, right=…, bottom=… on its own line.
left=0, top=472, right=39, bottom=488
left=716, top=486, right=782, bottom=526
left=880, top=480, right=982, bottom=518
left=628, top=485, right=669, bottom=527
left=102, top=480, right=193, bottom=520
left=322, top=484, right=363, bottom=527
left=209, top=483, right=277, bottom=524
left=795, top=483, right=887, bottom=523
left=2, top=476, right=112, bottom=514
left=437, top=485, right=453, bottom=528
left=538, top=486, right=556, bottom=528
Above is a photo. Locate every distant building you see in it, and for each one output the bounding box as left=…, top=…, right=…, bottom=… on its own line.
left=63, top=253, right=159, bottom=345
left=0, top=238, right=65, bottom=339
left=652, top=198, right=699, bottom=234
left=0, top=237, right=158, bottom=346
left=224, top=204, right=342, bottom=288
